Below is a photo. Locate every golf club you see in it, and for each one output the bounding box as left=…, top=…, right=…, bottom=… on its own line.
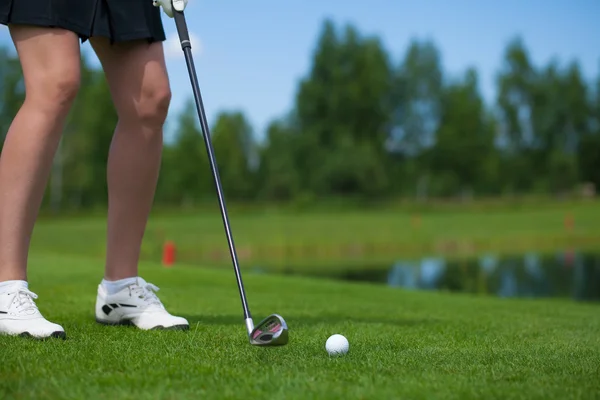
left=171, top=4, right=289, bottom=346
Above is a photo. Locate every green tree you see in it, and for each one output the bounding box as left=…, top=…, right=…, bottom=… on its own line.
left=496, top=37, right=539, bottom=193
left=427, top=68, right=498, bottom=196
left=576, top=69, right=600, bottom=189
left=530, top=61, right=588, bottom=192
left=157, top=100, right=212, bottom=206
left=392, top=39, right=444, bottom=155
left=389, top=39, right=445, bottom=198
left=496, top=37, right=537, bottom=152
left=256, top=118, right=301, bottom=201
left=313, top=135, right=389, bottom=197
left=212, top=110, right=257, bottom=201
left=294, top=20, right=393, bottom=196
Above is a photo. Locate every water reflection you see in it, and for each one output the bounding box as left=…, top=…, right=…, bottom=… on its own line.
left=348, top=251, right=600, bottom=302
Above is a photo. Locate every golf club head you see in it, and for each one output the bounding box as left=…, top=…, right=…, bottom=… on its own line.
left=249, top=314, right=289, bottom=346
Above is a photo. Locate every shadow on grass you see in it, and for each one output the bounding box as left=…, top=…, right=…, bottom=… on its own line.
left=181, top=314, right=436, bottom=327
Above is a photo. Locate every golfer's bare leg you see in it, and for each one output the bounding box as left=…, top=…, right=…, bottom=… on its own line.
left=0, top=26, right=80, bottom=282
left=89, top=38, right=170, bottom=280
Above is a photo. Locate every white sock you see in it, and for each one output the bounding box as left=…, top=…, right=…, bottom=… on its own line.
left=0, top=280, right=28, bottom=293
left=101, top=277, right=138, bottom=295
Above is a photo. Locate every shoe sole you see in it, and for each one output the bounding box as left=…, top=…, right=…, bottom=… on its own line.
left=95, top=318, right=189, bottom=331
left=18, top=331, right=67, bottom=340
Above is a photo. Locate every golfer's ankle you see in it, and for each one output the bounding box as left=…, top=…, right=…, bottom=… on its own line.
left=0, top=270, right=27, bottom=284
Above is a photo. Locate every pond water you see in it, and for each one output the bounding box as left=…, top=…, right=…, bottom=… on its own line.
left=333, top=251, right=600, bottom=302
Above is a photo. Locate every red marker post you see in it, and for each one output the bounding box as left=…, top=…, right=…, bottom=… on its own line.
left=162, top=241, right=176, bottom=267
left=564, top=213, right=574, bottom=232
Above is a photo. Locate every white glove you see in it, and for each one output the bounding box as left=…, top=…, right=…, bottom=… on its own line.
left=152, top=0, right=187, bottom=18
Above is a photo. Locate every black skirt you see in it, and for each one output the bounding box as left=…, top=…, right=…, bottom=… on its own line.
left=0, top=0, right=166, bottom=43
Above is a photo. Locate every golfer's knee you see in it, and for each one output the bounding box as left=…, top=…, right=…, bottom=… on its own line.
left=136, top=79, right=172, bottom=131
left=27, top=66, right=80, bottom=116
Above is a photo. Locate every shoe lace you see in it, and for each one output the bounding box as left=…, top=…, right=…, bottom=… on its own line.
left=130, top=281, right=163, bottom=307
left=9, top=288, right=39, bottom=314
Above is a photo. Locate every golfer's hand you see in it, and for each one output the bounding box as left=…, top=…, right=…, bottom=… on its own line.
left=153, top=0, right=187, bottom=18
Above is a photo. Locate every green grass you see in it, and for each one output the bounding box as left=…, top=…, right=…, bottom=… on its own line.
left=2, top=253, right=600, bottom=399
left=31, top=200, right=600, bottom=272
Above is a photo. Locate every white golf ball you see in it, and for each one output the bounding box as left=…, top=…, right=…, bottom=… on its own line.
left=325, top=334, right=349, bottom=356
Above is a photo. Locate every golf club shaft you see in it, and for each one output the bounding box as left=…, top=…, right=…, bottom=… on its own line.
left=173, top=10, right=253, bottom=327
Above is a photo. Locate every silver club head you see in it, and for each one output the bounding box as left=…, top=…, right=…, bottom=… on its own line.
left=248, top=314, right=289, bottom=346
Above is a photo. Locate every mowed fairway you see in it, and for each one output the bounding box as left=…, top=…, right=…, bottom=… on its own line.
left=30, top=200, right=600, bottom=272
left=2, top=253, right=600, bottom=399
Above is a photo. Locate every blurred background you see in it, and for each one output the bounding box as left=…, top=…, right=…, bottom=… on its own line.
left=1, top=0, right=599, bottom=301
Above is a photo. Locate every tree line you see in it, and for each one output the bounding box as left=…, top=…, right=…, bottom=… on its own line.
left=1, top=19, right=599, bottom=211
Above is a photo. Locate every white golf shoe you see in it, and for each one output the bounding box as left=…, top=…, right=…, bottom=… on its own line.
left=0, top=281, right=66, bottom=339
left=95, top=277, right=189, bottom=330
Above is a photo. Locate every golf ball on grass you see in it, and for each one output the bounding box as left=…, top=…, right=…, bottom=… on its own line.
left=325, top=334, right=349, bottom=356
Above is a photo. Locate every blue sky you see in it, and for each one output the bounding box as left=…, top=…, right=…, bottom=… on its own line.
left=1, top=0, right=599, bottom=142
